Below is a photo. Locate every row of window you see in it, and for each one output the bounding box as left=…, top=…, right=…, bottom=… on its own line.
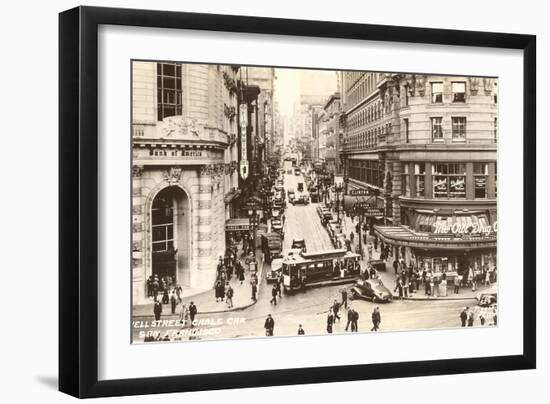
left=347, top=99, right=384, bottom=130
left=401, top=162, right=497, bottom=199
left=345, top=73, right=382, bottom=109
left=348, top=160, right=384, bottom=189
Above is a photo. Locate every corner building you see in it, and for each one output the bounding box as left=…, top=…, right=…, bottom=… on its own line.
left=132, top=62, right=240, bottom=304
left=341, top=72, right=497, bottom=274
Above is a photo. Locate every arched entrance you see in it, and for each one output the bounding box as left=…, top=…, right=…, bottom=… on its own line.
left=151, top=186, right=191, bottom=286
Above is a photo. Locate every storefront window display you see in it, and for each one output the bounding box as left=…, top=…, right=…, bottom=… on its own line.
left=414, top=163, right=425, bottom=197
left=433, top=163, right=467, bottom=199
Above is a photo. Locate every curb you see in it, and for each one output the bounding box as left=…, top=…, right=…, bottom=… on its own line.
left=401, top=296, right=477, bottom=301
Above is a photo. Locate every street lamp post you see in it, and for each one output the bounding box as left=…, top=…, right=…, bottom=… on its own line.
left=248, top=208, right=258, bottom=261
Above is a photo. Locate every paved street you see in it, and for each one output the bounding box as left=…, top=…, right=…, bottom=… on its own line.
left=133, top=167, right=486, bottom=343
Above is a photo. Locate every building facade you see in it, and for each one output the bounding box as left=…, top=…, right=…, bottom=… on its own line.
left=322, top=93, right=342, bottom=174
left=341, top=72, right=497, bottom=274
left=132, top=62, right=241, bottom=304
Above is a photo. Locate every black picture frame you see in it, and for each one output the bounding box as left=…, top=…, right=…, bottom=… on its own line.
left=59, top=6, right=536, bottom=398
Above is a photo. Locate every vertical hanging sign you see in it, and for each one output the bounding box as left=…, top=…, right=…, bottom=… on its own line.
left=239, top=104, right=249, bottom=180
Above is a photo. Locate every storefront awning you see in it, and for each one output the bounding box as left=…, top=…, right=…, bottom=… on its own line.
left=225, top=218, right=251, bottom=231
left=374, top=225, right=497, bottom=251
left=343, top=195, right=384, bottom=211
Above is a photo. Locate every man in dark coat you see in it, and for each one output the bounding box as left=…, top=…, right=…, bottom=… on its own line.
left=393, top=259, right=399, bottom=274
left=371, top=307, right=381, bottom=331
left=188, top=301, right=197, bottom=326
left=460, top=307, right=468, bottom=327
left=170, top=291, right=177, bottom=314
left=332, top=300, right=341, bottom=322
left=341, top=288, right=348, bottom=309
left=351, top=308, right=359, bottom=332
left=270, top=284, right=278, bottom=305
left=264, top=314, right=275, bottom=336
left=153, top=299, right=162, bottom=321
left=327, top=310, right=335, bottom=334
left=297, top=324, right=305, bottom=335
left=251, top=283, right=257, bottom=301
left=345, top=306, right=354, bottom=331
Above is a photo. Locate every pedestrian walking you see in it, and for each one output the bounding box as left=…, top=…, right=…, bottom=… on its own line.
left=341, top=288, right=348, bottom=309
left=251, top=283, right=257, bottom=301
left=153, top=298, right=162, bottom=321
left=188, top=301, right=197, bottom=326
left=276, top=275, right=283, bottom=298
left=270, top=284, right=278, bottom=305
left=226, top=284, right=234, bottom=308
left=393, top=259, right=399, bottom=274
left=332, top=300, right=341, bottom=322
left=297, top=324, right=305, bottom=335
left=351, top=307, right=359, bottom=332
left=460, top=307, right=468, bottom=327
left=479, top=315, right=486, bottom=326
left=179, top=303, right=188, bottom=327
left=170, top=290, right=177, bottom=314
left=467, top=310, right=475, bottom=327
left=371, top=307, right=381, bottom=331
left=374, top=236, right=378, bottom=251
left=454, top=275, right=461, bottom=294
left=345, top=306, right=354, bottom=331
left=264, top=314, right=275, bottom=336
left=327, top=310, right=335, bottom=334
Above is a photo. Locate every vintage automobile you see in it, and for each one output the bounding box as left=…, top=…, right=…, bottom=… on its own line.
left=348, top=278, right=393, bottom=303
left=292, top=195, right=309, bottom=205
left=271, top=218, right=284, bottom=237
left=266, top=257, right=284, bottom=283
left=287, top=189, right=295, bottom=202
left=476, top=285, right=497, bottom=307
left=291, top=238, right=306, bottom=251
left=297, top=182, right=304, bottom=192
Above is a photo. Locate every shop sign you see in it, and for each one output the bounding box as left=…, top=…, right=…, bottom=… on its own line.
left=356, top=206, right=384, bottom=216
left=349, top=189, right=370, bottom=196
left=433, top=221, right=497, bottom=236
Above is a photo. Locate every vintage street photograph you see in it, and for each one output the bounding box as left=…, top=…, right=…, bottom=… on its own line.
left=131, top=62, right=498, bottom=343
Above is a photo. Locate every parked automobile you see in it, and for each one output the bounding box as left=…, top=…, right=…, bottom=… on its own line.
left=287, top=189, right=295, bottom=202
left=348, top=278, right=393, bottom=303
left=297, top=182, right=304, bottom=192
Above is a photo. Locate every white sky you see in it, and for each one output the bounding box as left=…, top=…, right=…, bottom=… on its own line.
left=274, top=68, right=338, bottom=118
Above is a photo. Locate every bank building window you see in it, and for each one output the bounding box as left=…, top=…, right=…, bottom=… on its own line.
left=452, top=82, right=466, bottom=102
left=431, top=117, right=443, bottom=141
left=151, top=197, right=175, bottom=252
left=157, top=63, right=182, bottom=121
left=452, top=117, right=467, bottom=141
left=431, top=82, right=443, bottom=103
left=474, top=163, right=488, bottom=198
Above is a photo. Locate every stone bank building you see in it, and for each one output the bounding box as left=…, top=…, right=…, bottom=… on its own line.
left=132, top=62, right=241, bottom=304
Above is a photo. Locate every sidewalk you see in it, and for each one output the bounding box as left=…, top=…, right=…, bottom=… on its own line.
left=133, top=249, right=266, bottom=318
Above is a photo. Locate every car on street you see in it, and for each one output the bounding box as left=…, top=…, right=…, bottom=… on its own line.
left=291, top=238, right=306, bottom=251
left=476, top=285, right=497, bottom=307
left=287, top=189, right=295, bottom=202
left=348, top=278, right=393, bottom=303
left=297, top=182, right=304, bottom=192
left=291, top=195, right=309, bottom=205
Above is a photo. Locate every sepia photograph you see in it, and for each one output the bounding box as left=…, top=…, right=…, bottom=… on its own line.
left=130, top=61, right=498, bottom=343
